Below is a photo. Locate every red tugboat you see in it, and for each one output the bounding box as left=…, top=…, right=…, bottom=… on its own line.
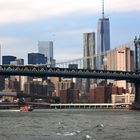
left=20, top=105, right=33, bottom=111
left=18, top=98, right=33, bottom=111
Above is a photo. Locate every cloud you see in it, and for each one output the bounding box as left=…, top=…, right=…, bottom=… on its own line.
left=0, top=0, right=99, bottom=25
left=0, top=36, right=25, bottom=46
left=55, top=51, right=83, bottom=62
left=106, top=0, right=140, bottom=13
left=0, top=0, right=139, bottom=25
left=55, top=28, right=96, bottom=36
left=0, top=36, right=31, bottom=54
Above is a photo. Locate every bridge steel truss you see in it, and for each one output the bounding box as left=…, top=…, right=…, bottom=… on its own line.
left=1, top=65, right=140, bottom=105
left=0, top=65, right=140, bottom=81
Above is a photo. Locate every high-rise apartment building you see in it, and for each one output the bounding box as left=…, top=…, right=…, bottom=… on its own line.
left=38, top=41, right=55, bottom=67
left=106, top=46, right=134, bottom=89
left=83, top=32, right=96, bottom=69
left=83, top=32, right=96, bottom=95
left=96, top=0, right=110, bottom=69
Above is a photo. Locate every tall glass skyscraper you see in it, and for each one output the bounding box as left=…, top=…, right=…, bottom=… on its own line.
left=83, top=32, right=96, bottom=95
left=96, top=0, right=110, bottom=69
left=38, top=41, right=55, bottom=67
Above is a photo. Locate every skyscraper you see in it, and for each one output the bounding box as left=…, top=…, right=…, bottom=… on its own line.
left=28, top=53, right=47, bottom=65
left=96, top=0, right=110, bottom=69
left=38, top=41, right=55, bottom=67
left=83, top=32, right=96, bottom=69
left=106, top=46, right=134, bottom=90
left=83, top=32, right=96, bottom=95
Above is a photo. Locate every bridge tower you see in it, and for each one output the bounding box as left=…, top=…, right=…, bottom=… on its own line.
left=133, top=36, right=140, bottom=108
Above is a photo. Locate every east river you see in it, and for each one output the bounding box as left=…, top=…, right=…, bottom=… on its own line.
left=0, top=109, right=140, bottom=140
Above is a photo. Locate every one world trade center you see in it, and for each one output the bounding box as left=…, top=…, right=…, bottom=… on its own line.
left=96, top=0, right=110, bottom=69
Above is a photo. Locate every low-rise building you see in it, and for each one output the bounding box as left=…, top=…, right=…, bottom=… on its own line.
left=112, top=93, right=135, bottom=104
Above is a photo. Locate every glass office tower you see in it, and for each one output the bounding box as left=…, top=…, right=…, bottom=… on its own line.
left=96, top=18, right=110, bottom=69
left=38, top=41, right=55, bottom=67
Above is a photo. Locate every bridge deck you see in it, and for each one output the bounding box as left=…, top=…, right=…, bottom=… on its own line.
left=0, top=65, right=139, bottom=81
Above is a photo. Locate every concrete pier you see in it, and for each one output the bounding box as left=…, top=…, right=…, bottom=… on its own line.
left=50, top=103, right=130, bottom=109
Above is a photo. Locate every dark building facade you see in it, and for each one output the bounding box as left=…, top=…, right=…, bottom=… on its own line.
left=0, top=76, right=5, bottom=91
left=2, top=55, right=16, bottom=65
left=28, top=53, right=47, bottom=65
left=89, top=84, right=127, bottom=103
left=68, top=64, right=78, bottom=69
left=23, top=80, right=54, bottom=98
left=24, top=81, right=48, bottom=97
left=60, top=88, right=79, bottom=103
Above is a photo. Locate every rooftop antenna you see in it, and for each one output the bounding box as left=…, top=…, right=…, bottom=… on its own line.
left=102, top=0, right=104, bottom=19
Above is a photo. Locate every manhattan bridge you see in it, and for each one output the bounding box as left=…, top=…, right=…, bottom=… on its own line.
left=1, top=40, right=140, bottom=109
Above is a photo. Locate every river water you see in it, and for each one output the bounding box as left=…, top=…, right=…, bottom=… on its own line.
left=0, top=109, right=140, bottom=140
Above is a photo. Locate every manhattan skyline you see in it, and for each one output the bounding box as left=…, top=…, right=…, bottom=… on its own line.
left=0, top=0, right=140, bottom=63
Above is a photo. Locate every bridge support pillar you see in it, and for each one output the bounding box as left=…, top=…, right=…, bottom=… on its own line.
left=131, top=81, right=140, bottom=109
left=134, top=82, right=140, bottom=103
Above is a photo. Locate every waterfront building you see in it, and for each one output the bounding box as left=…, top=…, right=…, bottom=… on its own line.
left=60, top=90, right=67, bottom=103
left=46, top=79, right=55, bottom=97
left=9, top=78, right=20, bottom=92
left=0, top=76, right=5, bottom=91
left=60, top=89, right=79, bottom=103
left=24, top=82, right=34, bottom=96
left=2, top=55, right=16, bottom=65
left=10, top=58, right=24, bottom=87
left=50, top=77, right=60, bottom=96
left=20, top=76, right=33, bottom=91
left=112, top=94, right=135, bottom=104
left=89, top=83, right=129, bottom=103
left=38, top=41, right=55, bottom=67
left=89, top=85, right=112, bottom=103
left=58, top=78, right=79, bottom=103
left=24, top=80, right=54, bottom=97
left=28, top=53, right=47, bottom=65
left=58, top=78, right=74, bottom=92
left=82, top=32, right=96, bottom=95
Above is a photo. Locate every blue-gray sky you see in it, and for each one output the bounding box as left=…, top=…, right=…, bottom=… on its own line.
left=0, top=0, right=140, bottom=63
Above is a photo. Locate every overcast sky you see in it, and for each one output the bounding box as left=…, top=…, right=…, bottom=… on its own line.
left=0, top=0, right=140, bottom=63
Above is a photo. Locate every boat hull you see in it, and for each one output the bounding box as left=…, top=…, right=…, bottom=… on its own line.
left=20, top=105, right=33, bottom=111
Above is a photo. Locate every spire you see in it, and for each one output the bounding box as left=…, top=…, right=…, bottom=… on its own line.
left=102, top=0, right=104, bottom=19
